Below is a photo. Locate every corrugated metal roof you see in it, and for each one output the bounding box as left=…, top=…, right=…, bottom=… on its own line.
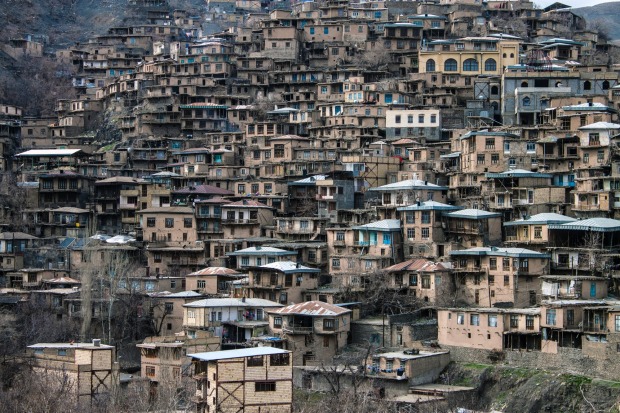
left=0, top=232, right=38, bottom=240
left=485, top=169, right=552, bottom=179
left=173, top=184, right=234, bottom=195
left=289, top=175, right=328, bottom=185
left=16, top=149, right=83, bottom=157
left=549, top=218, right=620, bottom=232
left=184, top=298, right=282, bottom=308
left=369, top=179, right=448, bottom=191
left=352, top=219, right=401, bottom=231
left=52, top=207, right=90, bottom=214
left=187, top=267, right=241, bottom=276
left=397, top=201, right=461, bottom=212
left=189, top=347, right=289, bottom=362
left=271, top=301, right=351, bottom=316
left=385, top=258, right=449, bottom=273
left=445, top=209, right=502, bottom=220
left=227, top=246, right=297, bottom=256
left=578, top=122, right=620, bottom=130
left=504, top=213, right=577, bottom=227
left=258, top=261, right=320, bottom=273
left=223, top=200, right=272, bottom=208
left=450, top=246, right=549, bottom=258
left=161, top=291, right=204, bottom=298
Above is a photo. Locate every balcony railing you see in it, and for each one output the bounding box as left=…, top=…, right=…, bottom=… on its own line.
left=282, top=325, right=313, bottom=335
left=221, top=219, right=258, bottom=225
left=582, top=323, right=607, bottom=333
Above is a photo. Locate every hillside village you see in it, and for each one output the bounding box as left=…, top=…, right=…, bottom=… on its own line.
left=2, top=0, right=620, bottom=411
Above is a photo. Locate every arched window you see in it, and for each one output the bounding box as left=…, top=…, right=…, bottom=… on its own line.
left=463, top=58, right=478, bottom=71
left=503, top=53, right=507, bottom=58
left=444, top=58, right=457, bottom=71
left=521, top=81, right=528, bottom=88
left=491, top=85, right=499, bottom=95
left=584, top=81, right=592, bottom=91
left=603, top=80, right=610, bottom=90
left=522, top=96, right=531, bottom=107
left=510, top=53, right=514, bottom=58
left=484, top=58, right=497, bottom=71
left=491, top=102, right=499, bottom=111
left=426, top=59, right=436, bottom=72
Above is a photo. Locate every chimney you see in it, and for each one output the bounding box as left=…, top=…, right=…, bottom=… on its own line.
left=93, top=339, right=101, bottom=347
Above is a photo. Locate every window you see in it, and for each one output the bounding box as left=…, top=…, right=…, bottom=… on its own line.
left=418, top=114, right=425, bottom=123
left=421, top=228, right=429, bottom=239
left=395, top=115, right=401, bottom=124
left=470, top=314, right=480, bottom=326
left=510, top=314, right=519, bottom=328
left=426, top=59, right=436, bottom=72
left=444, top=58, right=457, bottom=71
left=274, top=316, right=282, bottom=328
left=145, top=366, right=155, bottom=377
left=490, top=258, right=497, bottom=270
left=147, top=217, right=156, bottom=227
left=522, top=97, right=531, bottom=107
left=407, top=115, right=414, bottom=123
left=421, top=275, right=430, bottom=289
left=534, top=226, right=542, bottom=239
left=165, top=218, right=174, bottom=228
left=255, top=381, right=276, bottom=392
left=491, top=154, right=499, bottom=164
left=484, top=58, right=497, bottom=71
left=430, top=114, right=437, bottom=123
left=270, top=353, right=289, bottom=366
left=457, top=313, right=464, bottom=325
left=184, top=218, right=192, bottom=228
left=485, top=138, right=495, bottom=149
left=526, top=315, right=535, bottom=330
left=407, top=228, right=415, bottom=239
left=615, top=315, right=620, bottom=332
left=332, top=258, right=340, bottom=269
left=336, top=232, right=345, bottom=241
left=383, top=233, right=392, bottom=245
left=323, top=319, right=336, bottom=330
left=488, top=314, right=498, bottom=327
left=463, top=58, right=478, bottom=71
left=247, top=356, right=264, bottom=367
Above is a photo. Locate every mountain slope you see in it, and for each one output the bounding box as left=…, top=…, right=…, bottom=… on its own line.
left=573, top=2, right=620, bottom=40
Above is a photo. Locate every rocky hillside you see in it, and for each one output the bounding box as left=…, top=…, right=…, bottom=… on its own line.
left=573, top=2, right=620, bottom=40
left=441, top=362, right=620, bottom=413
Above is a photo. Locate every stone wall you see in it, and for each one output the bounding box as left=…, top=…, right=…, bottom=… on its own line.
left=443, top=345, right=620, bottom=381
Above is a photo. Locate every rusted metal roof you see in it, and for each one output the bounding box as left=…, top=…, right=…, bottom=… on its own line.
left=384, top=259, right=449, bottom=273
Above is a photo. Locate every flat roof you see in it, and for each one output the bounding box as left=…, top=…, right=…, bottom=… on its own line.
left=28, top=342, right=113, bottom=349
left=16, top=149, right=83, bottom=157
left=189, top=347, right=289, bottom=362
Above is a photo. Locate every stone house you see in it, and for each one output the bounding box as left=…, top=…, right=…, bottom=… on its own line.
left=137, top=331, right=220, bottom=388
left=268, top=301, right=351, bottom=366
left=450, top=246, right=550, bottom=307
left=27, top=341, right=119, bottom=406
left=183, top=297, right=283, bottom=344
left=438, top=308, right=542, bottom=351
left=247, top=261, right=320, bottom=305
left=190, top=347, right=292, bottom=413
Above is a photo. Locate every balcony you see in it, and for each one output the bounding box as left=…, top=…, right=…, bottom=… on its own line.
left=221, top=219, right=258, bottom=225
left=582, top=323, right=607, bottom=333
left=316, top=194, right=335, bottom=200
left=282, top=325, right=313, bottom=335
